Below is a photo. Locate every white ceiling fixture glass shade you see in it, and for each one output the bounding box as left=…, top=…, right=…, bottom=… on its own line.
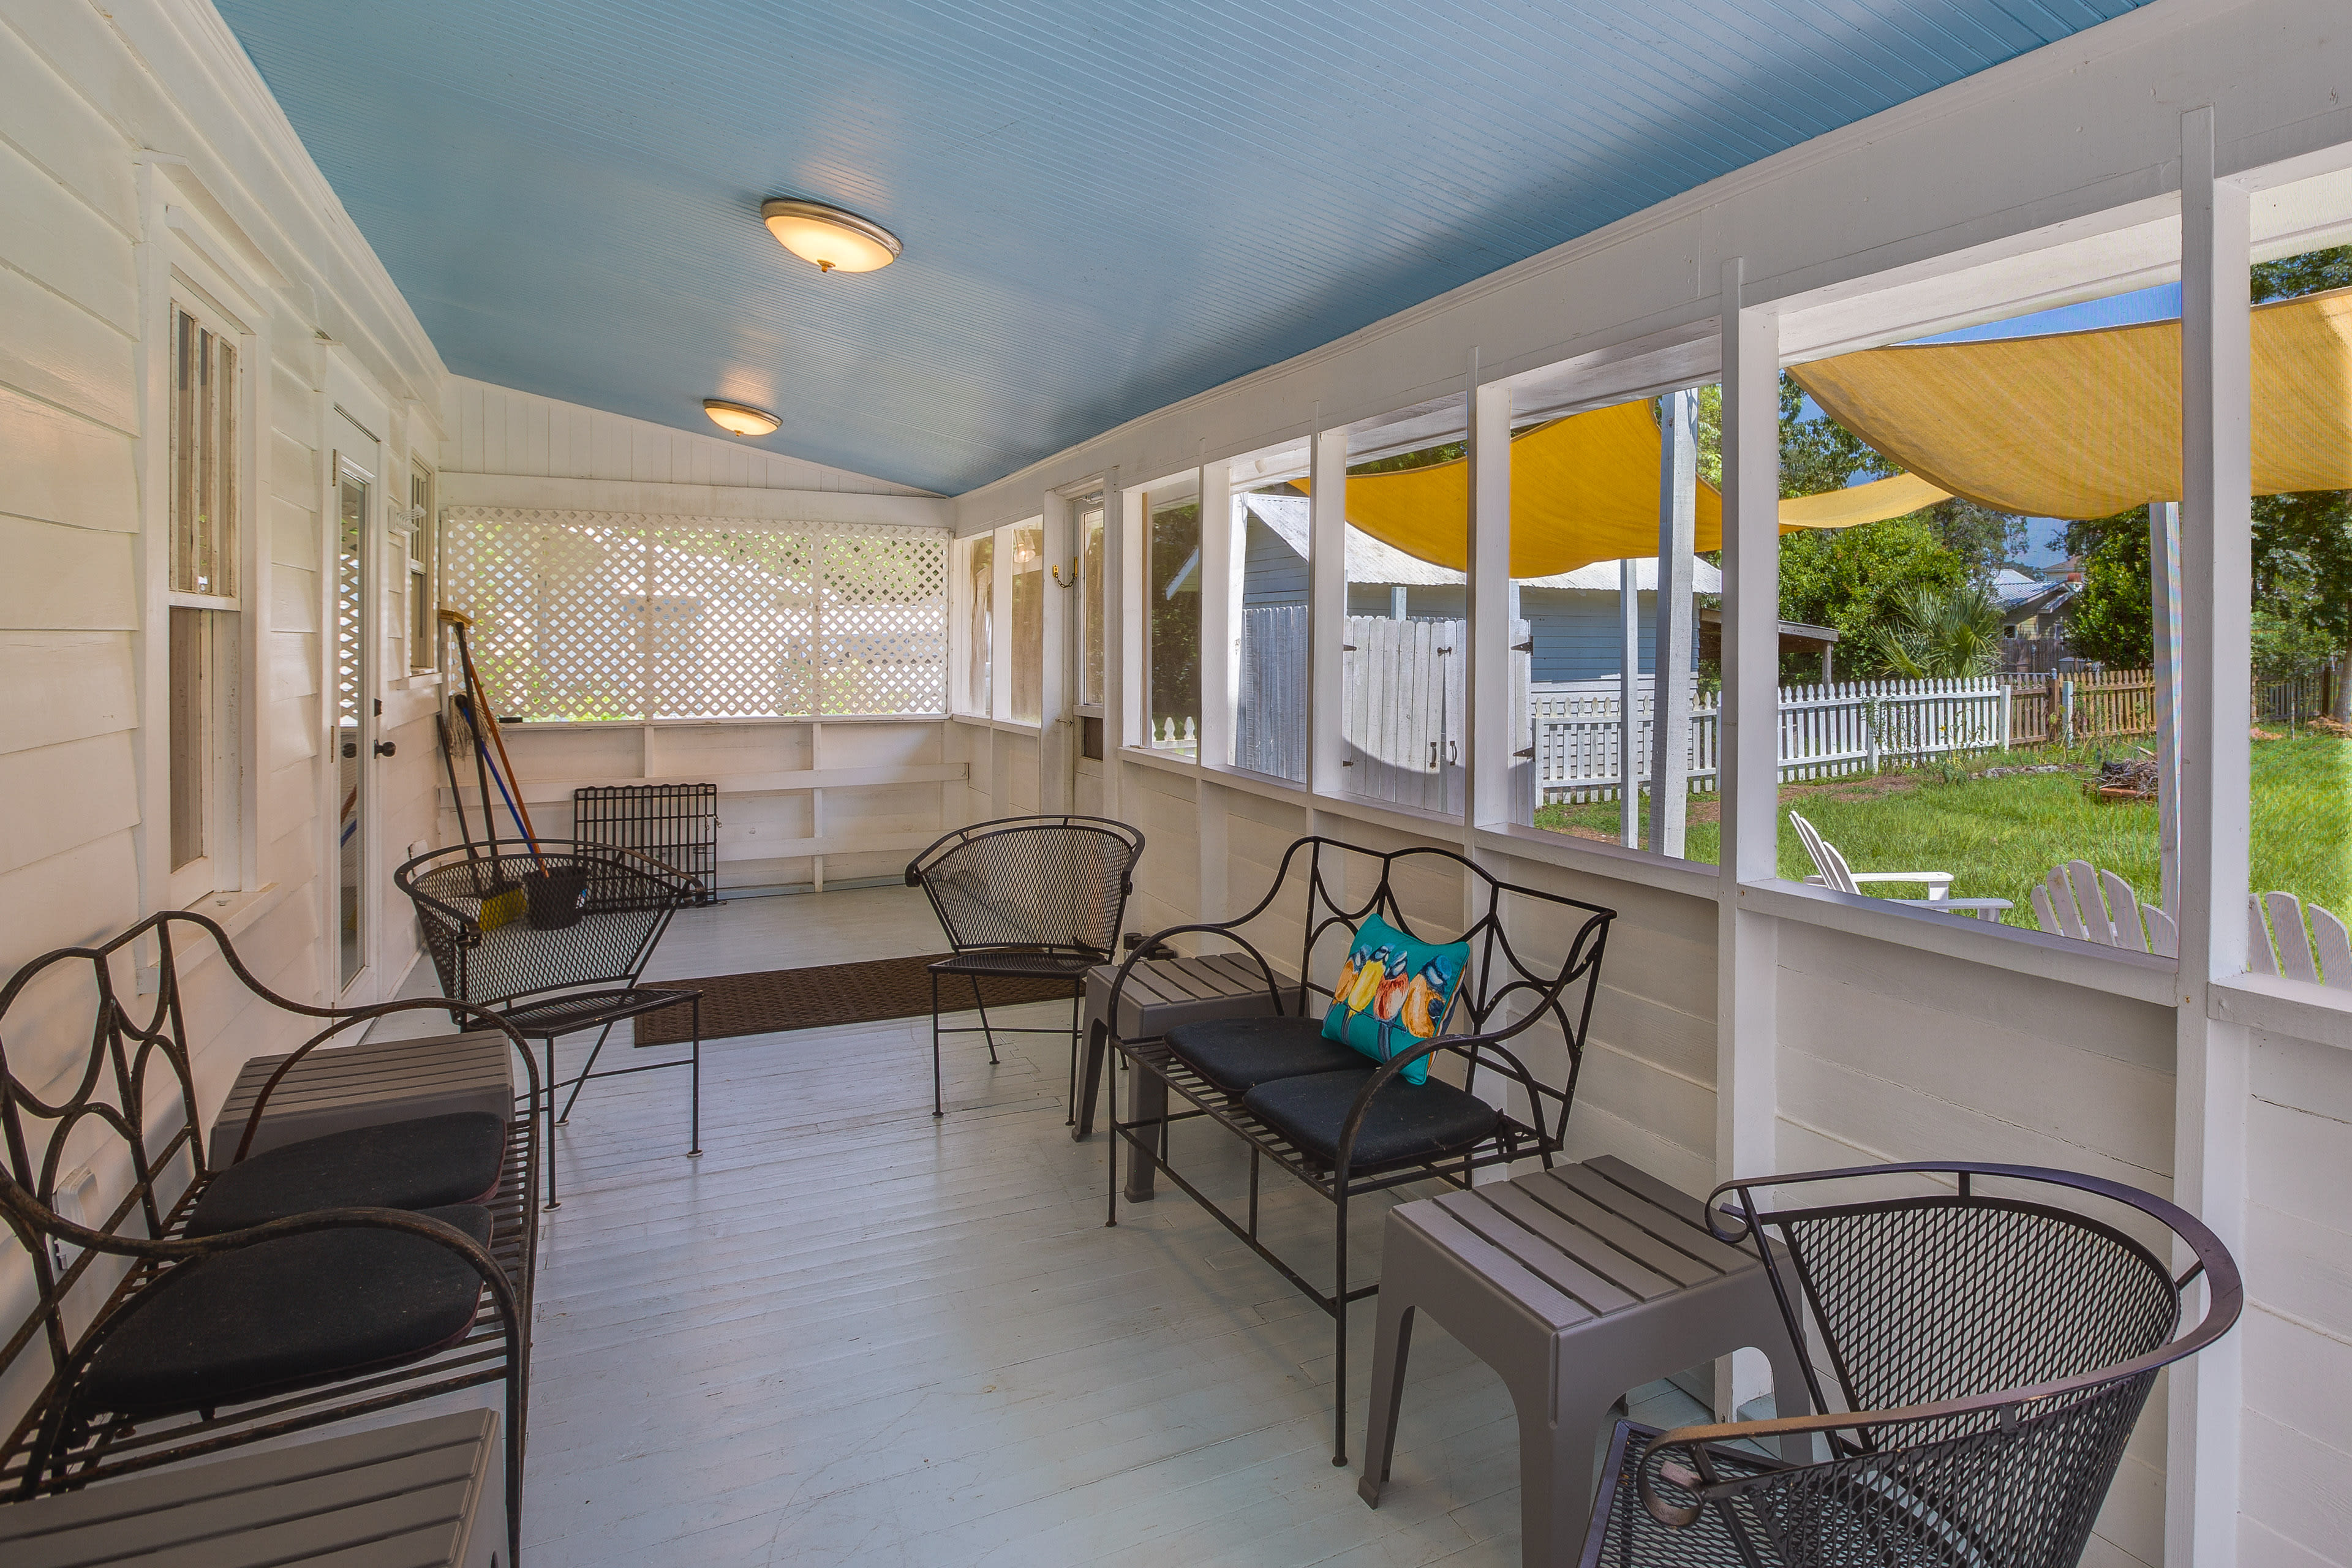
left=703, top=398, right=780, bottom=437
left=761, top=198, right=901, bottom=273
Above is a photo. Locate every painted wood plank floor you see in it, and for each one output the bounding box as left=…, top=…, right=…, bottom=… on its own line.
left=390, top=888, right=1705, bottom=1566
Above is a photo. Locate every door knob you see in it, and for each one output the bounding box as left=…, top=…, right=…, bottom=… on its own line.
left=374, top=740, right=397, bottom=758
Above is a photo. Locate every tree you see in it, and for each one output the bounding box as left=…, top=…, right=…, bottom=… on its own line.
left=2061, top=509, right=2153, bottom=669
left=2252, top=245, right=2352, bottom=303
left=2250, top=246, right=2352, bottom=717
left=1865, top=582, right=2005, bottom=678
left=1778, top=513, right=1970, bottom=680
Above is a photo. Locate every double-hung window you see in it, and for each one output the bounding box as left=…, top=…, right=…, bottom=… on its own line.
left=165, top=300, right=245, bottom=906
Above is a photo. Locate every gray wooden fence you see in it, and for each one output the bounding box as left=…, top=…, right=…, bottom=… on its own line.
left=1231, top=609, right=1534, bottom=810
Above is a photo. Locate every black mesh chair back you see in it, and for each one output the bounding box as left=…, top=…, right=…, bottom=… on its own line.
left=905, top=816, right=1144, bottom=1121
left=908, top=815, right=1142, bottom=957
left=1589, top=1161, right=2241, bottom=1568
left=398, top=839, right=707, bottom=1207
left=401, top=840, right=695, bottom=1009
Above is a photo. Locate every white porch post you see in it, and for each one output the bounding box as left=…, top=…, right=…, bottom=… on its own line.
left=1717, top=261, right=1782, bottom=1418
left=1310, top=421, right=1349, bottom=797
left=1101, top=472, right=1126, bottom=821
left=1117, top=486, right=1146, bottom=757
left=1039, top=489, right=1072, bottom=812
left=1618, top=559, right=1640, bottom=846
left=990, top=522, right=1014, bottom=726
left=2150, top=500, right=2184, bottom=911
left=2168, top=104, right=2252, bottom=1568
left=1651, top=388, right=1699, bottom=857
left=1468, top=374, right=1513, bottom=831
left=1197, top=457, right=1238, bottom=770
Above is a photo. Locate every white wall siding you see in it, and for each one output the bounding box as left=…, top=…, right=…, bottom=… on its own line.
left=443, top=377, right=938, bottom=498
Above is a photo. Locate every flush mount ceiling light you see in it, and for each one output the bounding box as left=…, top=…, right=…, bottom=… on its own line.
left=761, top=197, right=900, bottom=273
left=703, top=398, right=779, bottom=437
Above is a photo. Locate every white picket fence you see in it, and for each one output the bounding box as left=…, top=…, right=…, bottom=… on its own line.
left=1229, top=611, right=2011, bottom=807
left=1534, top=674, right=2012, bottom=803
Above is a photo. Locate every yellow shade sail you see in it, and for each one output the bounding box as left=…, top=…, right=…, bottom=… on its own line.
left=1792, top=285, right=2352, bottom=519
left=1778, top=471, right=1951, bottom=529
left=1309, top=399, right=1943, bottom=576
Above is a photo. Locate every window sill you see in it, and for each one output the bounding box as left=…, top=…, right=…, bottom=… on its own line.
left=185, top=881, right=287, bottom=943
left=1732, top=878, right=2179, bottom=1005
left=141, top=881, right=288, bottom=993
left=1471, top=821, right=1723, bottom=900
left=2211, top=971, right=2352, bottom=1049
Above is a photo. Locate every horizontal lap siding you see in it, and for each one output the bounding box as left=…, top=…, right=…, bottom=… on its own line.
left=446, top=378, right=936, bottom=497
left=1774, top=922, right=2176, bottom=1567
left=0, top=29, right=142, bottom=1100
left=1223, top=790, right=1311, bottom=979
left=2242, top=1030, right=2352, bottom=1564
left=1487, top=854, right=1717, bottom=1198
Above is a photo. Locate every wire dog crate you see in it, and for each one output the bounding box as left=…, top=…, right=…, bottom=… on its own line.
left=572, top=783, right=720, bottom=905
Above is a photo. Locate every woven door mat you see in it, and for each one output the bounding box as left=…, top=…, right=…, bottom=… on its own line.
left=635, top=954, right=1082, bottom=1046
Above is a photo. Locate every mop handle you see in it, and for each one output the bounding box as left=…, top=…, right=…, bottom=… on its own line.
left=469, top=713, right=535, bottom=856
left=442, top=611, right=545, bottom=869
left=434, top=711, right=480, bottom=862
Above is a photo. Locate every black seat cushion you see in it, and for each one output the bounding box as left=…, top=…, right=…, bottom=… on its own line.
left=187, top=1113, right=506, bottom=1238
left=1164, top=1016, right=1367, bottom=1096
left=1242, top=1068, right=1501, bottom=1173
left=77, top=1205, right=496, bottom=1419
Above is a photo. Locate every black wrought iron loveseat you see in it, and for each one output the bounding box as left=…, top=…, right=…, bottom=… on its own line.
left=0, top=911, right=540, bottom=1567
left=1102, top=835, right=1615, bottom=1464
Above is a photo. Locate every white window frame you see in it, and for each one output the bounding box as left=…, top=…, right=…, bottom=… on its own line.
left=143, top=225, right=266, bottom=916
left=1071, top=487, right=1107, bottom=718
left=404, top=461, right=439, bottom=676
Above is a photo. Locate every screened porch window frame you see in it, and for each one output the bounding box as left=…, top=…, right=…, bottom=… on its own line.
left=1090, top=141, right=2352, bottom=1016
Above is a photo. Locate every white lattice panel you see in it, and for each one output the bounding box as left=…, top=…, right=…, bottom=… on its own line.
left=442, top=508, right=947, bottom=721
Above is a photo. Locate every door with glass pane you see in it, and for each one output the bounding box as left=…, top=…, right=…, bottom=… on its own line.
left=334, top=451, right=374, bottom=992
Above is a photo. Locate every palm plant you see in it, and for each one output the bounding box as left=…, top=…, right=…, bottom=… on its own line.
left=1866, top=581, right=2005, bottom=678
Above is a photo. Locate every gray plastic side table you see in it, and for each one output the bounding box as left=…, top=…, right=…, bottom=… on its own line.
left=210, top=1028, right=518, bottom=1166
left=0, top=1409, right=503, bottom=1567
left=1072, top=954, right=1284, bottom=1199
left=1359, top=1155, right=1812, bottom=1568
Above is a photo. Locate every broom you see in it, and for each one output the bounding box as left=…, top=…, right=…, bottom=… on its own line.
left=439, top=610, right=531, bottom=929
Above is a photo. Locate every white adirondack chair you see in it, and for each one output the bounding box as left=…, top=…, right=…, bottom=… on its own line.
left=2248, top=891, right=2352, bottom=989
left=1789, top=810, right=2013, bottom=921
left=2031, top=861, right=2178, bottom=956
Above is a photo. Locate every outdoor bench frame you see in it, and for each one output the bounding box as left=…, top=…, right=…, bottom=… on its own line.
left=0, top=911, right=540, bottom=1568
left=1103, top=835, right=1613, bottom=1466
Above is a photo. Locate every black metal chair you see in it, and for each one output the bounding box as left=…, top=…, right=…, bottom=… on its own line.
left=1581, top=1160, right=2242, bottom=1568
left=905, top=814, right=1144, bottom=1121
left=399, top=839, right=704, bottom=1208
left=1104, top=835, right=1615, bottom=1465
left=0, top=911, right=538, bottom=1568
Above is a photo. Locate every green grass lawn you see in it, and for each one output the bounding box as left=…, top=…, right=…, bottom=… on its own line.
left=1534, top=733, right=2352, bottom=928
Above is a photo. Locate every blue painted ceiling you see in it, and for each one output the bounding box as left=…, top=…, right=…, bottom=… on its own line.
left=217, top=1, right=2148, bottom=495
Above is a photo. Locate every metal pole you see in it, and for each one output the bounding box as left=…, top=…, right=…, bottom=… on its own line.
left=1650, top=390, right=1698, bottom=858
left=1618, top=558, right=1640, bottom=845
left=2150, top=500, right=2184, bottom=912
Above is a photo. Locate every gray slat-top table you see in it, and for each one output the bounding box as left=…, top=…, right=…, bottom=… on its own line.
left=1072, top=954, right=1286, bottom=1200
left=0, top=1410, right=503, bottom=1567
left=210, top=1029, right=518, bottom=1166
left=1359, top=1155, right=1812, bottom=1568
